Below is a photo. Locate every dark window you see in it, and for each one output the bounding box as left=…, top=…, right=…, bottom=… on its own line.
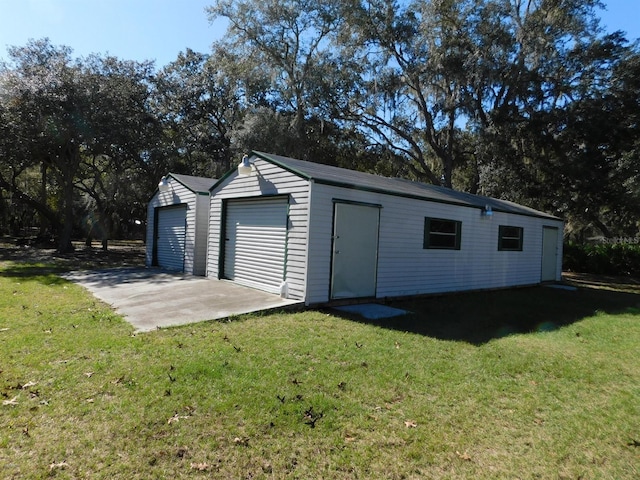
left=498, top=226, right=523, bottom=251
left=424, top=218, right=462, bottom=250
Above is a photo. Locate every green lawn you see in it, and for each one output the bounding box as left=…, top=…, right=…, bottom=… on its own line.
left=1, top=259, right=638, bottom=479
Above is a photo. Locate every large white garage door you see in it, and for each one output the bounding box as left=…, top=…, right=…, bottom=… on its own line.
left=224, top=197, right=288, bottom=293
left=156, top=205, right=187, bottom=271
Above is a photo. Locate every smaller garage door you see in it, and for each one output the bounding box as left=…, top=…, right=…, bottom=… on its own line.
left=224, top=197, right=288, bottom=294
left=156, top=205, right=187, bottom=271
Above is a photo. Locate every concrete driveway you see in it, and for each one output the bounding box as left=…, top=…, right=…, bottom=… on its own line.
left=62, top=267, right=302, bottom=332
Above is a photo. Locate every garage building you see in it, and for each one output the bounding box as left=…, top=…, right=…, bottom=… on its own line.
left=146, top=173, right=216, bottom=275
left=206, top=152, right=564, bottom=305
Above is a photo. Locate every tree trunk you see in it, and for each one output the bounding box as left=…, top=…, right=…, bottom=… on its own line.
left=101, top=223, right=109, bottom=251
left=57, top=146, right=80, bottom=254
left=590, top=216, right=612, bottom=239
left=100, top=209, right=112, bottom=251
left=39, top=163, right=49, bottom=235
left=58, top=177, right=75, bottom=253
left=442, top=155, right=453, bottom=189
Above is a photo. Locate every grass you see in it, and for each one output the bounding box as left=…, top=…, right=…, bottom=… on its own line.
left=1, top=257, right=639, bottom=479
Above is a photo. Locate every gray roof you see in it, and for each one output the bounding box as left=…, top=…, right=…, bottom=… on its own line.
left=170, top=173, right=217, bottom=194
left=252, top=151, right=561, bottom=221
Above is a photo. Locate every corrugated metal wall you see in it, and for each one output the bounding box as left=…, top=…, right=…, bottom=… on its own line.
left=223, top=197, right=289, bottom=294
left=156, top=205, right=187, bottom=271
left=146, top=178, right=204, bottom=274
left=207, top=159, right=311, bottom=301
left=306, top=183, right=564, bottom=304
left=192, top=193, right=210, bottom=275
left=206, top=156, right=563, bottom=305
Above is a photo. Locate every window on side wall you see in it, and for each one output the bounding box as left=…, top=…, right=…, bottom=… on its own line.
left=498, top=225, right=523, bottom=251
left=424, top=218, right=462, bottom=250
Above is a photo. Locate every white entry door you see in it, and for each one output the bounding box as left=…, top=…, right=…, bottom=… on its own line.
left=224, top=197, right=288, bottom=294
left=156, top=205, right=187, bottom=271
left=541, top=226, right=559, bottom=282
left=331, top=202, right=380, bottom=299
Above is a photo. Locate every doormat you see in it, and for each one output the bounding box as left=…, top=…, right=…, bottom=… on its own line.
left=334, top=303, right=410, bottom=320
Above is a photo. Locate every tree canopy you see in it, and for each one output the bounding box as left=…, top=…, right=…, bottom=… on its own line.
left=0, top=39, right=158, bottom=251
left=0, top=1, right=638, bottom=249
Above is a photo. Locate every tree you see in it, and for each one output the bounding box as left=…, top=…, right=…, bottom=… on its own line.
left=0, top=40, right=84, bottom=251
left=333, top=0, right=484, bottom=187
left=0, top=39, right=158, bottom=251
left=481, top=33, right=640, bottom=238
left=333, top=0, right=613, bottom=190
left=206, top=0, right=344, bottom=158
left=74, top=55, right=158, bottom=249
left=152, top=48, right=243, bottom=178
left=0, top=90, right=62, bottom=236
left=478, top=23, right=640, bottom=236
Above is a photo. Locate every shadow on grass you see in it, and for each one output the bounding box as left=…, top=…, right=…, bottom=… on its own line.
left=0, top=241, right=147, bottom=286
left=334, top=284, right=640, bottom=345
left=0, top=262, right=196, bottom=288
left=0, top=263, right=71, bottom=285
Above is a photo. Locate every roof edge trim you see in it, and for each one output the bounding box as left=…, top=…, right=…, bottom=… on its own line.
left=311, top=177, right=562, bottom=221
left=167, top=173, right=215, bottom=195
left=251, top=151, right=313, bottom=181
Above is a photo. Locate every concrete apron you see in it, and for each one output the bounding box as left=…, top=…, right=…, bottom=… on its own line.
left=61, top=268, right=302, bottom=333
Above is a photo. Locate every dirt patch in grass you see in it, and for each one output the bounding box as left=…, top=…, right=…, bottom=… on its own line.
left=0, top=237, right=145, bottom=270
left=563, top=271, right=640, bottom=294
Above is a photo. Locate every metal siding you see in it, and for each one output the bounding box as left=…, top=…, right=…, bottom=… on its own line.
left=157, top=205, right=187, bottom=271
left=306, top=183, right=564, bottom=303
left=193, top=194, right=210, bottom=275
left=555, top=224, right=565, bottom=280
left=224, top=197, right=289, bottom=294
left=145, top=195, right=158, bottom=267
left=146, top=176, right=202, bottom=274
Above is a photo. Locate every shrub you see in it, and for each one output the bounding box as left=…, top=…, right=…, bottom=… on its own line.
left=563, top=241, right=640, bottom=276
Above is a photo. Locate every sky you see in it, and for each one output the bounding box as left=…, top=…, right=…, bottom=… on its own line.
left=0, top=0, right=226, bottom=67
left=0, top=0, right=638, bottom=69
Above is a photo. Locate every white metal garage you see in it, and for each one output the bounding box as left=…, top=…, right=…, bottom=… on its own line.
left=207, top=151, right=564, bottom=305
left=223, top=197, right=289, bottom=294
left=146, top=173, right=217, bottom=275
left=156, top=205, right=187, bottom=271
